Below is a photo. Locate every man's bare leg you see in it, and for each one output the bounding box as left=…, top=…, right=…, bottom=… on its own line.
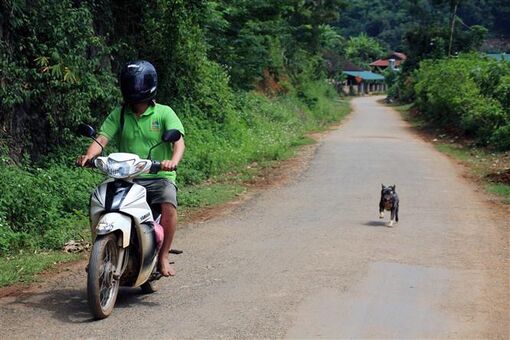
left=158, top=203, right=177, bottom=276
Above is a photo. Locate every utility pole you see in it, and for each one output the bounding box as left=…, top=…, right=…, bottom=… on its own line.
left=448, top=0, right=460, bottom=57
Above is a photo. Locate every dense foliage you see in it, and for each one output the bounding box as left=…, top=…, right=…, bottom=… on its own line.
left=335, top=0, right=509, bottom=50
left=412, top=54, right=510, bottom=149
left=376, top=2, right=510, bottom=149
left=0, top=0, right=349, bottom=254
left=345, top=33, right=385, bottom=68
left=381, top=1, right=497, bottom=104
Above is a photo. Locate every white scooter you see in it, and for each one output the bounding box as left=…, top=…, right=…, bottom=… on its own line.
left=77, top=124, right=182, bottom=319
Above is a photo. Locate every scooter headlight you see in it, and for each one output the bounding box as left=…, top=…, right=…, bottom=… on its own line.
left=107, top=159, right=134, bottom=178
left=93, top=154, right=148, bottom=178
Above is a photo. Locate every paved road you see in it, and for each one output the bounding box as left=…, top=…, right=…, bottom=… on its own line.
left=1, top=96, right=508, bottom=339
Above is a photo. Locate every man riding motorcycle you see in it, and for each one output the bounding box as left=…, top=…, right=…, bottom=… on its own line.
left=77, top=60, right=185, bottom=277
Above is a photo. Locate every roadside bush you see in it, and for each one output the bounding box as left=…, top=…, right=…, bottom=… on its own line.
left=490, top=125, right=510, bottom=150
left=494, top=75, right=510, bottom=111
left=178, top=81, right=342, bottom=186
left=460, top=98, right=507, bottom=141
left=413, top=54, right=510, bottom=149
left=414, top=57, right=479, bottom=125
left=389, top=74, right=416, bottom=103
left=0, top=160, right=100, bottom=254
left=0, top=223, right=31, bottom=254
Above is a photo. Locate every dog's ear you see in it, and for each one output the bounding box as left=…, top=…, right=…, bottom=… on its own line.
left=381, top=184, right=385, bottom=189
left=392, top=185, right=396, bottom=190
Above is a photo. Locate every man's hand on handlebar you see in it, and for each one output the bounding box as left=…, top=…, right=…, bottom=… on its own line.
left=76, top=154, right=95, bottom=167
left=161, top=160, right=178, bottom=171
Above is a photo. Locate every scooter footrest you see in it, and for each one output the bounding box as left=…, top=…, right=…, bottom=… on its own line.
left=150, top=272, right=163, bottom=281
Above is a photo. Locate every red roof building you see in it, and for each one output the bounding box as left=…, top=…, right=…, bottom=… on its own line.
left=370, top=52, right=407, bottom=70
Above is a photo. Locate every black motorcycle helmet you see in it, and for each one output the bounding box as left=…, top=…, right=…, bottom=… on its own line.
left=120, top=60, right=157, bottom=104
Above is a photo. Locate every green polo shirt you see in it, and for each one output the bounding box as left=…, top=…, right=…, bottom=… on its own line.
left=99, top=103, right=185, bottom=183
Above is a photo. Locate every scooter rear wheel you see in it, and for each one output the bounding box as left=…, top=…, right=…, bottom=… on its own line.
left=87, top=234, right=120, bottom=319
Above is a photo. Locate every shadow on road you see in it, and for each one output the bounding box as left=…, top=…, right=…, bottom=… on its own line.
left=363, top=221, right=388, bottom=227
left=7, top=288, right=93, bottom=323
left=7, top=287, right=160, bottom=324
left=116, top=287, right=161, bottom=309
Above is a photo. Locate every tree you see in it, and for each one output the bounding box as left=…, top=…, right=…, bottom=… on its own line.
left=345, top=33, right=385, bottom=68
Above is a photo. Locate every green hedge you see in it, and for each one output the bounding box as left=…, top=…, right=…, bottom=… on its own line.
left=413, top=54, right=510, bottom=149
left=0, top=158, right=101, bottom=253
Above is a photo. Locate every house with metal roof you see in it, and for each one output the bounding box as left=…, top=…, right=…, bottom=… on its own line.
left=343, top=71, right=385, bottom=81
left=341, top=70, right=386, bottom=95
left=370, top=52, right=407, bottom=71
left=322, top=51, right=388, bottom=95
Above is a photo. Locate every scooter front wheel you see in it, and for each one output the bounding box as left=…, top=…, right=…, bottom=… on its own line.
left=87, top=234, right=120, bottom=319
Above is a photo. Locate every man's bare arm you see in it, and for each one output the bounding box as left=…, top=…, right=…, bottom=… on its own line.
left=77, top=135, right=109, bottom=166
left=161, top=137, right=185, bottom=171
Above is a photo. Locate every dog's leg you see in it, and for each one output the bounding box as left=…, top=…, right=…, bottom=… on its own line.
left=388, top=208, right=395, bottom=227
left=379, top=200, right=384, bottom=219
left=396, top=205, right=399, bottom=223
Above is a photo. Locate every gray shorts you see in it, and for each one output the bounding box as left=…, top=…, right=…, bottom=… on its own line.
left=134, top=178, right=178, bottom=209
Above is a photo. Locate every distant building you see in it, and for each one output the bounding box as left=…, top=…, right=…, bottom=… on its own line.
left=322, top=51, right=387, bottom=95
left=338, top=59, right=386, bottom=95
left=370, top=52, right=407, bottom=71
left=342, top=71, right=385, bottom=95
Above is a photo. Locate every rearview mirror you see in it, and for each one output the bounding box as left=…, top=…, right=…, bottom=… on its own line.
left=76, top=123, right=104, bottom=155
left=77, top=124, right=96, bottom=138
left=162, top=129, right=182, bottom=143
left=147, top=129, right=182, bottom=159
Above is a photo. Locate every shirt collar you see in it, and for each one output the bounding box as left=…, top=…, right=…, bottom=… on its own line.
left=127, top=104, right=155, bottom=117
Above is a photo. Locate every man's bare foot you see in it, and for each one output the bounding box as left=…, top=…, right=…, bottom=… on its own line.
left=158, top=256, right=176, bottom=277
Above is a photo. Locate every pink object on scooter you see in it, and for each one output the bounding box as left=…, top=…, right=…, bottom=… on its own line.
left=153, top=222, right=164, bottom=250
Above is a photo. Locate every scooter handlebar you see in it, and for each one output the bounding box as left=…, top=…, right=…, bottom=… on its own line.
left=75, top=156, right=97, bottom=168
left=149, top=161, right=177, bottom=173
left=149, top=161, right=162, bottom=174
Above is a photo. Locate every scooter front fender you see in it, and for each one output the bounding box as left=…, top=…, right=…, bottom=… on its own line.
left=95, top=213, right=132, bottom=248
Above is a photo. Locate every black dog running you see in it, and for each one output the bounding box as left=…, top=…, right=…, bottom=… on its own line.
left=379, top=184, right=399, bottom=227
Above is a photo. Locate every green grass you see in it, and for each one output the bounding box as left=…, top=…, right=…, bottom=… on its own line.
left=486, top=184, right=510, bottom=204
left=0, top=251, right=81, bottom=287
left=395, top=103, right=428, bottom=129
left=435, top=143, right=472, bottom=162
left=393, top=103, right=510, bottom=204
left=290, top=135, right=316, bottom=147
left=180, top=183, right=246, bottom=209
left=393, top=103, right=413, bottom=113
